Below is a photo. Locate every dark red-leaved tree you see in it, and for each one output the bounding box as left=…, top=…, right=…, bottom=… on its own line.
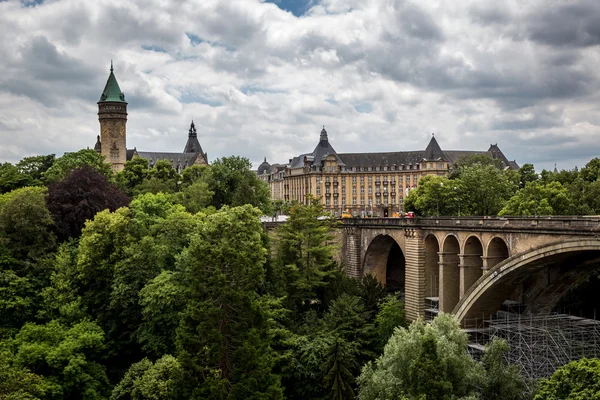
left=47, top=165, right=130, bottom=239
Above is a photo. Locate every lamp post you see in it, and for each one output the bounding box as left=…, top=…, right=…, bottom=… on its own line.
left=453, top=186, right=461, bottom=216
left=534, top=180, right=537, bottom=218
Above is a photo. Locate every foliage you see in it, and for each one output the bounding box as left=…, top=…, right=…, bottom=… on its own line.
left=276, top=199, right=338, bottom=313
left=117, top=157, right=151, bottom=194
left=43, top=149, right=113, bottom=183
left=358, top=314, right=479, bottom=400
left=205, top=156, right=272, bottom=214
left=16, top=154, right=56, bottom=183
left=499, top=181, right=571, bottom=216
left=0, top=186, right=55, bottom=260
left=403, top=175, right=456, bottom=216
left=8, top=320, right=110, bottom=399
left=176, top=205, right=283, bottom=399
left=580, top=158, right=600, bottom=183
left=47, top=166, right=130, bottom=239
left=534, top=358, right=600, bottom=400
left=0, top=162, right=34, bottom=193
left=111, top=355, right=184, bottom=400
left=519, top=164, right=538, bottom=187
left=459, top=164, right=514, bottom=216
left=170, top=181, right=213, bottom=214
left=374, top=295, right=406, bottom=349
left=480, top=338, right=530, bottom=400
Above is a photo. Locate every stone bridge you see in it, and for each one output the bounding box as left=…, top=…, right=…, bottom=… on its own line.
left=338, top=217, right=600, bottom=323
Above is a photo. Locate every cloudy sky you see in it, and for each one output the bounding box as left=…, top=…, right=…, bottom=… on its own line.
left=1, top=0, right=600, bottom=171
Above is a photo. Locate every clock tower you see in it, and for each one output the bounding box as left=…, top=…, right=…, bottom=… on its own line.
left=98, top=61, right=127, bottom=171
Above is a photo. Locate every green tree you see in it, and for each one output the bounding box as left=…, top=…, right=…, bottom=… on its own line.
left=323, top=337, right=358, bottom=400
left=111, top=355, right=184, bottom=400
left=0, top=163, right=34, bottom=193
left=403, top=175, right=456, bottom=216
left=117, top=157, right=151, bottom=194
left=9, top=320, right=110, bottom=399
left=374, top=295, right=406, bottom=349
left=480, top=338, right=530, bottom=400
left=16, top=154, right=56, bottom=183
left=460, top=164, right=514, bottom=216
left=358, top=314, right=479, bottom=400
left=0, top=186, right=55, bottom=260
left=276, top=200, right=338, bottom=313
left=176, top=205, right=283, bottom=399
left=499, top=181, right=570, bottom=216
left=580, top=158, right=600, bottom=182
left=518, top=164, right=538, bottom=187
left=205, top=156, right=272, bottom=214
left=534, top=358, right=600, bottom=400
left=180, top=164, right=207, bottom=186
left=43, top=149, right=112, bottom=183
left=170, top=180, right=213, bottom=214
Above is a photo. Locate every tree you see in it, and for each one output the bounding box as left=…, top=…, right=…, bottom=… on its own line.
left=460, top=164, right=514, bottom=216
left=403, top=175, right=456, bottom=216
left=16, top=154, right=55, bottom=183
left=180, top=164, right=207, bottom=186
left=276, top=199, right=338, bottom=313
left=0, top=163, right=33, bottom=193
left=176, top=205, right=284, bottom=399
left=8, top=320, right=110, bottom=399
left=534, top=358, right=600, bottom=400
left=111, top=355, right=184, bottom=400
left=47, top=166, right=130, bottom=239
left=374, top=295, right=406, bottom=349
left=580, top=158, right=600, bottom=182
left=42, top=149, right=113, bottom=183
left=0, top=187, right=55, bottom=260
left=117, top=157, right=151, bottom=193
left=480, top=339, right=530, bottom=400
left=518, top=164, right=538, bottom=187
left=170, top=181, right=213, bottom=214
left=0, top=348, right=49, bottom=400
left=323, top=337, right=358, bottom=400
left=205, top=156, right=272, bottom=214
left=358, top=314, right=479, bottom=400
left=499, top=181, right=570, bottom=216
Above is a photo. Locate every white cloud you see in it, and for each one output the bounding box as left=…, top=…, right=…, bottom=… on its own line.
left=0, top=0, right=600, bottom=171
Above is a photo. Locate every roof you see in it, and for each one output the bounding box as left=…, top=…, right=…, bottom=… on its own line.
left=258, top=157, right=271, bottom=175
left=136, top=151, right=201, bottom=168
left=337, top=151, right=425, bottom=168
left=99, top=62, right=126, bottom=103
left=423, top=135, right=444, bottom=160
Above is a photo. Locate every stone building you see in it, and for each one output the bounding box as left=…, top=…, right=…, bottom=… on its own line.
left=95, top=63, right=208, bottom=172
left=258, top=127, right=517, bottom=217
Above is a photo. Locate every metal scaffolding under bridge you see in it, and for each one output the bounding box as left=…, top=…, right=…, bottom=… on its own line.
left=464, top=309, right=600, bottom=380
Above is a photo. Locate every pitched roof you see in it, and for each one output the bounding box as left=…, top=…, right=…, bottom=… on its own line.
left=337, top=151, right=425, bottom=168
left=99, top=61, right=126, bottom=103
left=136, top=151, right=201, bottom=169
left=423, top=135, right=444, bottom=160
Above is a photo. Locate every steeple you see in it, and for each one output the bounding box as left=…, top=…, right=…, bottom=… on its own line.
left=423, top=133, right=444, bottom=160
left=320, top=125, right=328, bottom=143
left=183, top=120, right=208, bottom=165
left=99, top=62, right=126, bottom=103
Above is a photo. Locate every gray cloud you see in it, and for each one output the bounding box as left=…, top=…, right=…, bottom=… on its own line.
left=0, top=0, right=599, bottom=173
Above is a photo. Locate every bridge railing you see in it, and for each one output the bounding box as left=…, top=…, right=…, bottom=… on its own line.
left=340, top=216, right=600, bottom=231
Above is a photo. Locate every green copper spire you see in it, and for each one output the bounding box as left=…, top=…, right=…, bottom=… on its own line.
left=99, top=61, right=126, bottom=103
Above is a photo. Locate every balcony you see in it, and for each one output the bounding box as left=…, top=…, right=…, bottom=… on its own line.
left=383, top=179, right=388, bottom=185
left=375, top=181, right=381, bottom=185
left=375, top=192, right=381, bottom=196
left=390, top=192, right=396, bottom=196
left=333, top=193, right=339, bottom=197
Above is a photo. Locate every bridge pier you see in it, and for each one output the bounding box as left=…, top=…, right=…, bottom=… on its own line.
left=439, top=252, right=460, bottom=313
left=404, top=229, right=425, bottom=321
left=459, top=253, right=483, bottom=296
left=343, top=227, right=362, bottom=278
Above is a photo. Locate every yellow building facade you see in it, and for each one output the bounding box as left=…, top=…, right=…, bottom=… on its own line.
left=258, top=128, right=517, bottom=217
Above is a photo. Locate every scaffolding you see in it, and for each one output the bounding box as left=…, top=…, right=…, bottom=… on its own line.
left=464, top=311, right=600, bottom=380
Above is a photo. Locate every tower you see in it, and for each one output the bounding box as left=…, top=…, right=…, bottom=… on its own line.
left=183, top=120, right=208, bottom=165
left=98, top=61, right=127, bottom=171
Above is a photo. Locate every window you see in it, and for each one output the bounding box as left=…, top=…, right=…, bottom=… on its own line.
left=316, top=187, right=321, bottom=195
left=368, top=187, right=372, bottom=194
left=391, top=198, right=396, bottom=205
left=334, top=198, right=338, bottom=205
left=353, top=186, right=357, bottom=194
left=341, top=176, right=346, bottom=183
left=429, top=163, right=433, bottom=169
left=376, top=198, right=381, bottom=205
left=360, top=186, right=365, bottom=194
left=399, top=176, right=403, bottom=182
left=352, top=198, right=357, bottom=205
left=316, top=177, right=321, bottom=183
left=361, top=198, right=365, bottom=205
left=438, top=163, right=445, bottom=169
left=326, top=198, right=331, bottom=205
left=368, top=166, right=372, bottom=171
left=368, top=176, right=372, bottom=183
left=342, top=198, right=346, bottom=205
left=352, top=176, right=357, bottom=183
left=360, top=177, right=365, bottom=183
left=413, top=175, right=418, bottom=182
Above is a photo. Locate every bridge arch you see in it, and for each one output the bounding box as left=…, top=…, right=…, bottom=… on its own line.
left=486, top=237, right=509, bottom=270
left=461, top=236, right=484, bottom=296
left=362, top=234, right=406, bottom=292
left=440, top=234, right=460, bottom=312
left=424, top=234, right=439, bottom=298
left=453, top=239, right=600, bottom=323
